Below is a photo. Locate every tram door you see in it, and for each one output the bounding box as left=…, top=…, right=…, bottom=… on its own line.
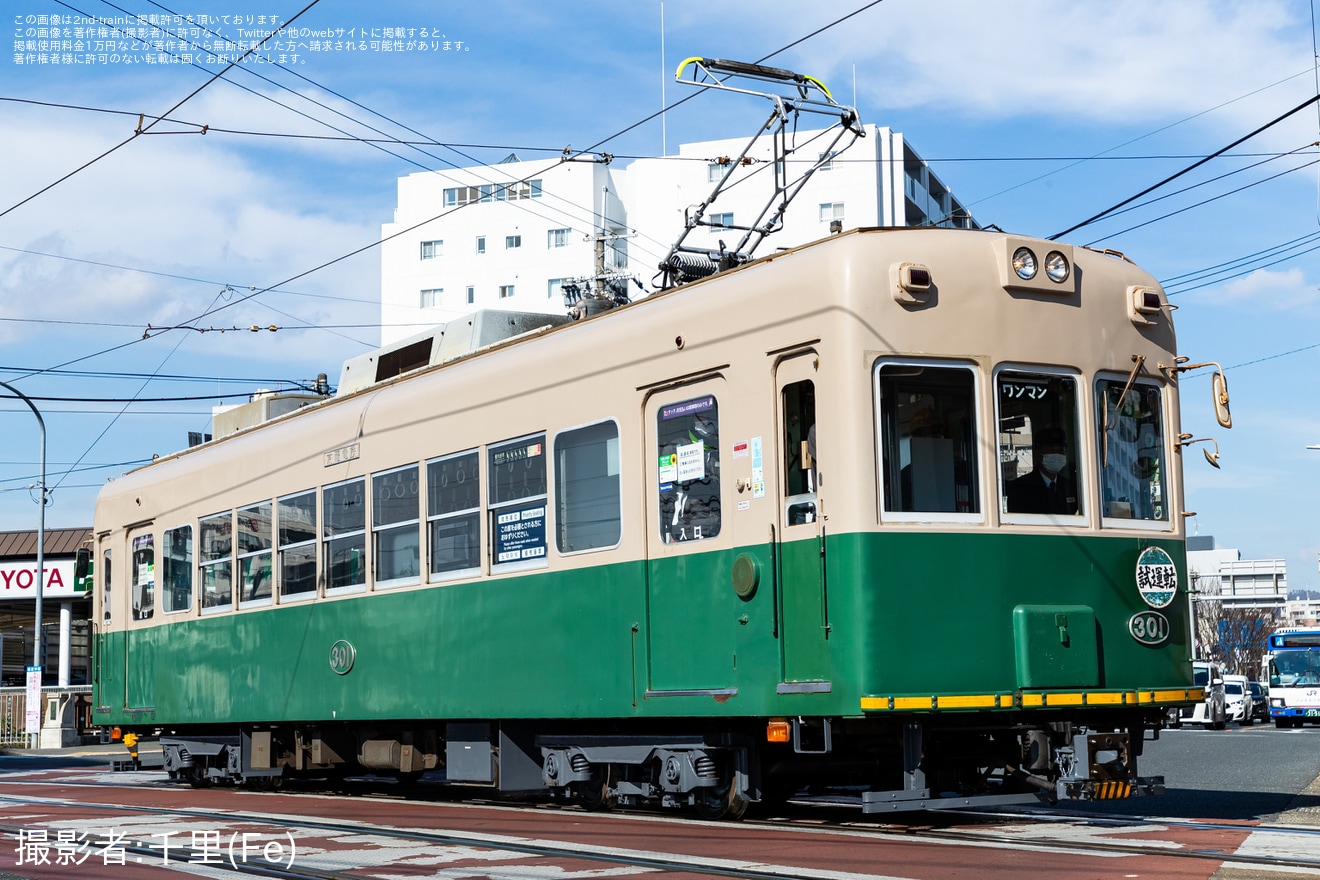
left=644, top=378, right=736, bottom=692
left=123, top=526, right=156, bottom=711
left=776, top=355, right=830, bottom=685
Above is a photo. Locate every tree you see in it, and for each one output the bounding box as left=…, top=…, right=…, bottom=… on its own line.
left=1191, top=572, right=1277, bottom=679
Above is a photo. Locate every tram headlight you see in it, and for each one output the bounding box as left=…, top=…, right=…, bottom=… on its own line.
left=1012, top=247, right=1037, bottom=280
left=1044, top=250, right=1070, bottom=283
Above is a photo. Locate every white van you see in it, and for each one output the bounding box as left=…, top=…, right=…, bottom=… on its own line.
left=1223, top=674, right=1253, bottom=725
left=1172, top=660, right=1226, bottom=728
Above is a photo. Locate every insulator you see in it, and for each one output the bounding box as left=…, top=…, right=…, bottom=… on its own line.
left=667, top=253, right=718, bottom=282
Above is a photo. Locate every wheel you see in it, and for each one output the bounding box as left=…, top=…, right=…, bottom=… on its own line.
left=693, top=778, right=750, bottom=821
left=1243, top=715, right=1254, bottom=726
left=574, top=764, right=616, bottom=812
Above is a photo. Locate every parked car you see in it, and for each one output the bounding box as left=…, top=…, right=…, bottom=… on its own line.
left=1171, top=661, right=1227, bottom=729
left=1224, top=674, right=1253, bottom=725
left=1248, top=681, right=1269, bottom=723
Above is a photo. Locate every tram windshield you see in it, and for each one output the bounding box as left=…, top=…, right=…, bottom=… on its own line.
left=997, top=371, right=1083, bottom=517
left=1096, top=379, right=1169, bottom=522
left=1270, top=653, right=1320, bottom=687
left=877, top=365, right=977, bottom=515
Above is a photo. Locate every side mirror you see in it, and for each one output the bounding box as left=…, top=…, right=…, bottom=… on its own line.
left=1212, top=370, right=1232, bottom=429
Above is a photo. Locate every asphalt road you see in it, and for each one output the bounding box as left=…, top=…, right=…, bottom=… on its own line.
left=1071, top=721, right=1320, bottom=821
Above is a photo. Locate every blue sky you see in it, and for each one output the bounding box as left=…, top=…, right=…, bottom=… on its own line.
left=3, top=1, right=1319, bottom=588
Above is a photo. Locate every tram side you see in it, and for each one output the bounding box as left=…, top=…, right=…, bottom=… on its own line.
left=93, top=227, right=1202, bottom=812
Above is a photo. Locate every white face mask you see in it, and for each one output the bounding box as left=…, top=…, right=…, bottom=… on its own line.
left=1041, top=453, right=1068, bottom=474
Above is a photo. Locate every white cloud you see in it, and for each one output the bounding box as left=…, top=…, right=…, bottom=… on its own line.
left=1198, top=266, right=1320, bottom=311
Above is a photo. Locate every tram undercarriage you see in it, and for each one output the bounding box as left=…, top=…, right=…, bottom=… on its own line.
left=153, top=713, right=1163, bottom=816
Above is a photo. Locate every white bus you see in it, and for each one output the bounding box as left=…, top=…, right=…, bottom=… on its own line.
left=1265, top=628, right=1320, bottom=728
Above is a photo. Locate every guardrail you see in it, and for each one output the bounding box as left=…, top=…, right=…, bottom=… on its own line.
left=0, top=687, right=94, bottom=748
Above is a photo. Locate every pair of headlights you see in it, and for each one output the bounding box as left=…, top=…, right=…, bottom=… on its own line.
left=1012, top=246, right=1071, bottom=283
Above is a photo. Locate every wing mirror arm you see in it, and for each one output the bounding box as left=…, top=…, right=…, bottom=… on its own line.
left=1176, top=433, right=1221, bottom=469
left=1160, top=357, right=1233, bottom=429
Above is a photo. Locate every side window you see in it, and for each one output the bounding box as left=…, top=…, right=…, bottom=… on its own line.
left=102, top=548, right=112, bottom=626
left=374, top=465, right=420, bottom=586
left=782, top=380, right=817, bottom=524
left=997, top=371, right=1083, bottom=517
left=489, top=434, right=548, bottom=568
left=428, top=450, right=481, bottom=579
left=238, top=502, right=273, bottom=606
left=878, top=365, right=978, bottom=514
left=278, top=491, right=318, bottom=599
left=555, top=421, right=621, bottom=553
left=1097, top=379, right=1169, bottom=522
left=131, top=534, right=154, bottom=621
left=324, top=479, right=367, bottom=592
left=657, top=395, right=721, bottom=542
left=161, top=526, right=193, bottom=613
left=200, top=512, right=233, bottom=613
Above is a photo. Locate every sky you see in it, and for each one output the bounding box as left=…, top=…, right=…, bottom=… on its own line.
left=2, top=0, right=1320, bottom=588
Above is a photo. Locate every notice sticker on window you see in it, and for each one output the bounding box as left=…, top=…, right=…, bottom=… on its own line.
left=676, top=441, right=704, bottom=481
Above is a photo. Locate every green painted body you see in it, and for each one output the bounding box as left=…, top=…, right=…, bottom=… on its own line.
left=95, top=530, right=1190, bottom=726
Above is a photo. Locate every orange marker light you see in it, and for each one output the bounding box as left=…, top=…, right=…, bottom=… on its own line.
left=766, top=720, right=790, bottom=743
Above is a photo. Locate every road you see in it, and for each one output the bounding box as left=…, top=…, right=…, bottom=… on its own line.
left=1071, top=721, right=1320, bottom=822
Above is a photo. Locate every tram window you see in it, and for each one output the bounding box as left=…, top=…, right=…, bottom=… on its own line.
left=199, top=512, right=233, bottom=613
left=877, top=366, right=977, bottom=514
left=131, top=534, right=154, bottom=621
left=555, top=421, right=621, bottom=553
left=324, top=478, right=367, bottom=592
left=657, top=395, right=722, bottom=542
left=997, top=372, right=1083, bottom=517
left=102, top=548, right=112, bottom=626
left=489, top=434, right=548, bottom=568
left=1096, top=379, right=1169, bottom=522
left=161, top=526, right=193, bottom=614
left=782, top=380, right=817, bottom=525
left=238, top=502, right=273, bottom=607
left=277, top=491, right=318, bottom=599
left=427, top=450, right=481, bottom=578
left=374, top=465, right=420, bottom=586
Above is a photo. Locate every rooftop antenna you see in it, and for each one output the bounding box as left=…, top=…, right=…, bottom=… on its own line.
left=658, top=57, right=865, bottom=289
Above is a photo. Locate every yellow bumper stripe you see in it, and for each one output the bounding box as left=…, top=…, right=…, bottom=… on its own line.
left=861, top=687, right=1196, bottom=712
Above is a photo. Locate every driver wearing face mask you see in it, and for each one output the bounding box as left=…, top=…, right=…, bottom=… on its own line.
left=1006, top=426, right=1078, bottom=515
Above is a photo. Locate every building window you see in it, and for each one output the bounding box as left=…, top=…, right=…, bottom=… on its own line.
left=555, top=420, right=622, bottom=553
left=161, top=526, right=192, bottom=614
left=466, top=286, right=475, bottom=304
left=323, top=478, right=366, bottom=593
left=506, top=235, right=522, bottom=249
left=819, top=202, right=844, bottom=223
left=238, top=501, right=273, bottom=607
left=818, top=151, right=837, bottom=171
left=373, top=465, right=420, bottom=587
left=199, top=512, right=233, bottom=613
left=278, top=491, right=317, bottom=599
left=420, top=288, right=441, bottom=308
left=476, top=236, right=485, bottom=254
left=710, top=212, right=733, bottom=231
left=489, top=434, right=548, bottom=569
left=547, top=228, right=571, bottom=248
left=657, top=395, right=721, bottom=542
left=548, top=278, right=565, bottom=300
left=444, top=186, right=480, bottom=207
left=499, top=284, right=515, bottom=299
left=427, top=450, right=481, bottom=579
left=420, top=240, right=442, bottom=259
left=708, top=162, right=726, bottom=183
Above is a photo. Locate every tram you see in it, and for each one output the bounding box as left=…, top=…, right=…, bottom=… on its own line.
left=92, top=225, right=1223, bottom=814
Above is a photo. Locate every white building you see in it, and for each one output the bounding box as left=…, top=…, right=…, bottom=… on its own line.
left=1186, top=535, right=1287, bottom=615
left=379, top=126, right=975, bottom=345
